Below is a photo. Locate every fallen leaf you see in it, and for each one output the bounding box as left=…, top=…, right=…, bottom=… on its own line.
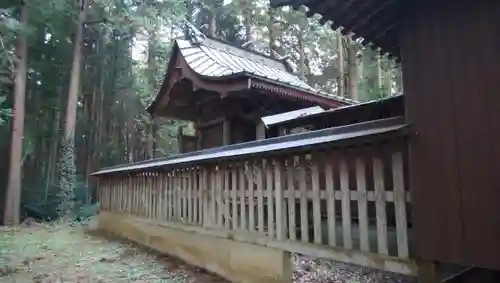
left=0, top=266, right=20, bottom=276
left=99, top=257, right=116, bottom=263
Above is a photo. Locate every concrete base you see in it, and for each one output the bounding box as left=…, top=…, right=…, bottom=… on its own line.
left=98, top=212, right=292, bottom=283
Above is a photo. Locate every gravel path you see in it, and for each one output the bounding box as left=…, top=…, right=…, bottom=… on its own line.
left=0, top=221, right=416, bottom=283
left=292, top=254, right=416, bottom=283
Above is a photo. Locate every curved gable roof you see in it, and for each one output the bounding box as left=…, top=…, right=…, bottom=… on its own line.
left=148, top=35, right=354, bottom=115
left=177, top=38, right=318, bottom=94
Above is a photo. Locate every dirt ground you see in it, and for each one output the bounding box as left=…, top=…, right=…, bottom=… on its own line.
left=0, top=220, right=416, bottom=283
left=0, top=222, right=226, bottom=283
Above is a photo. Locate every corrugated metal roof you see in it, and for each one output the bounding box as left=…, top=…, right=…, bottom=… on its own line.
left=92, top=117, right=407, bottom=176
left=176, top=37, right=354, bottom=104
left=260, top=106, right=325, bottom=127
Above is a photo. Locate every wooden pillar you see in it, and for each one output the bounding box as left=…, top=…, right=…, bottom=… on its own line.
left=222, top=119, right=231, bottom=145
left=256, top=121, right=266, bottom=140
left=195, top=122, right=202, bottom=150
left=177, top=126, right=184, bottom=153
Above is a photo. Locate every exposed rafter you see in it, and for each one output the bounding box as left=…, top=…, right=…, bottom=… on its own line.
left=271, top=0, right=404, bottom=58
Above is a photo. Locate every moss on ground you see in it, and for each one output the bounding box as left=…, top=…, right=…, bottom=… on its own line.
left=0, top=221, right=224, bottom=283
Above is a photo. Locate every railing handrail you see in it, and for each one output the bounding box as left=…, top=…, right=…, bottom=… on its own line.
left=92, top=116, right=408, bottom=177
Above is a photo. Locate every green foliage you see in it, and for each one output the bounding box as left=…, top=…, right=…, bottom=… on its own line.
left=0, top=0, right=403, bottom=224
left=0, top=96, right=12, bottom=125
left=22, top=176, right=95, bottom=221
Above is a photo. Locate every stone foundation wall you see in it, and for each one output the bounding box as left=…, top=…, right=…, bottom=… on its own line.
left=98, top=212, right=292, bottom=283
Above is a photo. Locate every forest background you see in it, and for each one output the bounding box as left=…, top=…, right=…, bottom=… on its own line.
left=0, top=0, right=402, bottom=224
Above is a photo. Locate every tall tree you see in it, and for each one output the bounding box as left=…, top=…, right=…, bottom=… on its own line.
left=376, top=49, right=383, bottom=90
left=58, top=0, right=89, bottom=217
left=208, top=7, right=216, bottom=36
left=346, top=33, right=358, bottom=100
left=64, top=0, right=88, bottom=139
left=243, top=0, right=252, bottom=42
left=146, top=31, right=156, bottom=159
left=337, top=29, right=345, bottom=97
left=267, top=6, right=276, bottom=58
left=4, top=0, right=28, bottom=226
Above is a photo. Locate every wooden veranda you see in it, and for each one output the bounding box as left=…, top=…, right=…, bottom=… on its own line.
left=94, top=116, right=415, bottom=280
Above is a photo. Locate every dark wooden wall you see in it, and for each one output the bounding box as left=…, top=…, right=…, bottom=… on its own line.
left=230, top=118, right=256, bottom=144
left=199, top=123, right=223, bottom=150
left=179, top=135, right=197, bottom=153
left=401, top=0, right=500, bottom=269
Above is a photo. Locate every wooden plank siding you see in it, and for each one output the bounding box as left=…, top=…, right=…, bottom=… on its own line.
left=402, top=0, right=500, bottom=269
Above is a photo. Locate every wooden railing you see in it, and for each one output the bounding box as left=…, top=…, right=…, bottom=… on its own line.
left=97, top=118, right=415, bottom=275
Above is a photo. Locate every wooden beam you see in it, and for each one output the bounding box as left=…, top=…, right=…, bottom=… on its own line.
left=197, top=117, right=225, bottom=129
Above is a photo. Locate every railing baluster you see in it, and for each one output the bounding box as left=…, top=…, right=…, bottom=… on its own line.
left=125, top=176, right=130, bottom=214
left=192, top=168, right=198, bottom=224
left=356, top=156, right=370, bottom=252
left=311, top=155, right=322, bottom=245
left=137, top=175, right=141, bottom=216
left=142, top=174, right=146, bottom=217
left=275, top=159, right=285, bottom=241
left=224, top=165, right=230, bottom=229
left=149, top=174, right=153, bottom=218
left=393, top=151, right=409, bottom=258
left=325, top=154, right=336, bottom=247
left=136, top=175, right=140, bottom=216
left=209, top=167, right=216, bottom=226
left=239, top=163, right=247, bottom=230
left=177, top=171, right=181, bottom=221
left=299, top=157, right=308, bottom=243
left=201, top=167, right=209, bottom=226
left=287, top=157, right=296, bottom=241
left=248, top=161, right=255, bottom=233
left=110, top=179, right=114, bottom=213
left=120, top=178, right=123, bottom=213
left=153, top=174, right=157, bottom=219
left=103, top=179, right=107, bottom=212
left=257, top=159, right=264, bottom=234
left=183, top=169, right=188, bottom=222
left=373, top=155, right=388, bottom=255
left=266, top=160, right=274, bottom=238
left=340, top=156, right=352, bottom=249
left=159, top=173, right=164, bottom=220
left=216, top=165, right=223, bottom=227
left=188, top=168, right=193, bottom=224
left=166, top=172, right=171, bottom=220
left=231, top=165, right=238, bottom=230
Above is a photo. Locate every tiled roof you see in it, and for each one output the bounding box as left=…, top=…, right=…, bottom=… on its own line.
left=176, top=37, right=354, bottom=104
